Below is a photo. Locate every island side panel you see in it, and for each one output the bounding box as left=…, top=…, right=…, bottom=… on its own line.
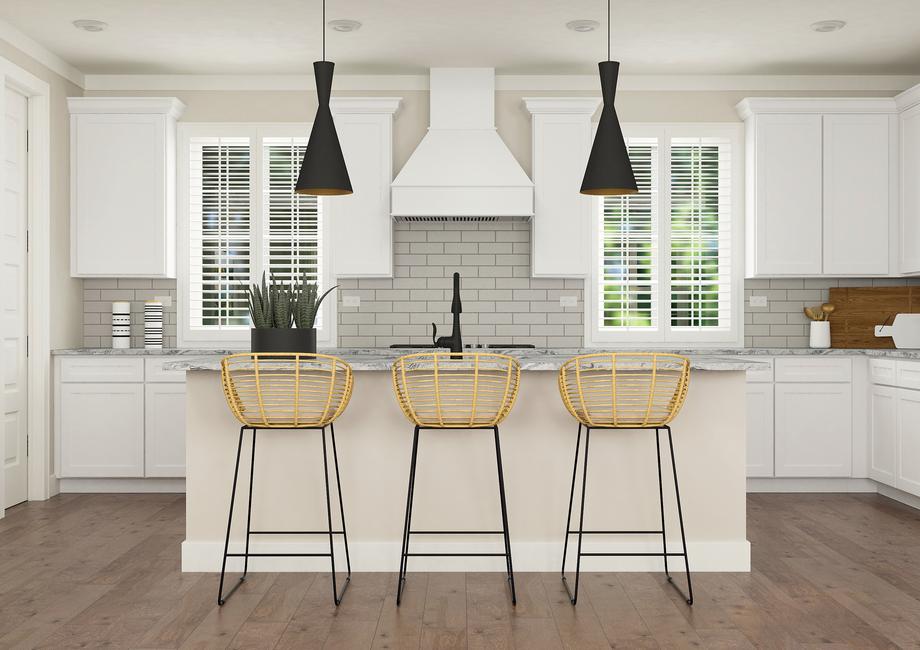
left=183, top=368, right=748, bottom=572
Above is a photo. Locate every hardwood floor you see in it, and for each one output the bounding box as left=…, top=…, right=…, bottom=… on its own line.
left=1, top=493, right=920, bottom=648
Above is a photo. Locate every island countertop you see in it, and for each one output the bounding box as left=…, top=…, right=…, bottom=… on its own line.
left=157, top=348, right=766, bottom=372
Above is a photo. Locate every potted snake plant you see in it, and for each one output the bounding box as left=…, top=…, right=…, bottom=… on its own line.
left=246, top=271, right=337, bottom=353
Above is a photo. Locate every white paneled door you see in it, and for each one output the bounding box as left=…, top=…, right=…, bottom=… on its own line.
left=3, top=89, right=29, bottom=508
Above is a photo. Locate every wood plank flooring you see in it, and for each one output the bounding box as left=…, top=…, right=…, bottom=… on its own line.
left=1, top=493, right=920, bottom=648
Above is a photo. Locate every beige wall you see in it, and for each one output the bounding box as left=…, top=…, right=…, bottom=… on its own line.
left=0, top=40, right=83, bottom=349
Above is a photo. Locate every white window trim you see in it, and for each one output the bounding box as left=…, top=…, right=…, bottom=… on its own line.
left=177, top=122, right=336, bottom=349
left=585, top=122, right=744, bottom=348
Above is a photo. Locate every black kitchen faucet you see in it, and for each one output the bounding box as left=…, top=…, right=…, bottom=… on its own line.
left=431, top=272, right=463, bottom=353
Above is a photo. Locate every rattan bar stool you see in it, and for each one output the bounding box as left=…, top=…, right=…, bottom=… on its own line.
left=217, top=352, right=354, bottom=607
left=558, top=352, right=694, bottom=606
left=392, top=352, right=521, bottom=605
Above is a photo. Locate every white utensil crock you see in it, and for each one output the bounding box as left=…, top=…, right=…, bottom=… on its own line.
left=809, top=321, right=831, bottom=349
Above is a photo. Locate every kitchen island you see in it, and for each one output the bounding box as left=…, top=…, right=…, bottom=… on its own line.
left=167, top=349, right=762, bottom=573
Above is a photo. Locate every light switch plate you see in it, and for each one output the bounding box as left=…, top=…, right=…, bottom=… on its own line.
left=749, top=295, right=768, bottom=308
left=560, top=295, right=578, bottom=308
left=343, top=295, right=361, bottom=308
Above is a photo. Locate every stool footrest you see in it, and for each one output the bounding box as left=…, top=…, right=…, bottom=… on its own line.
left=566, top=529, right=663, bottom=535
left=406, top=552, right=509, bottom=557
left=226, top=552, right=335, bottom=557
left=409, top=530, right=505, bottom=535
left=578, top=551, right=687, bottom=557
left=249, top=530, right=346, bottom=535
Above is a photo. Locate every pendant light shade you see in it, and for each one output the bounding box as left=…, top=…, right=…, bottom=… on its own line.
left=580, top=0, right=637, bottom=197
left=295, top=60, right=352, bottom=196
left=580, top=61, right=636, bottom=196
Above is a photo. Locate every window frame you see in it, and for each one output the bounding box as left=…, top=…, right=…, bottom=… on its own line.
left=177, top=122, right=336, bottom=349
left=585, top=123, right=744, bottom=348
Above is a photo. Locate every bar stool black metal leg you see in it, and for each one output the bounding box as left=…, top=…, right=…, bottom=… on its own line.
left=563, top=426, right=591, bottom=605
left=493, top=426, right=516, bottom=606
left=329, top=423, right=352, bottom=578
left=243, top=429, right=257, bottom=577
left=666, top=425, right=693, bottom=605
left=321, top=425, right=350, bottom=606
left=218, top=426, right=246, bottom=606
left=655, top=428, right=670, bottom=579
left=560, top=423, right=583, bottom=582
left=397, top=426, right=421, bottom=606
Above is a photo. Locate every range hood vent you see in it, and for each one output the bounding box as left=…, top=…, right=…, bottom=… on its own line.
left=391, top=68, right=533, bottom=220
left=394, top=215, right=529, bottom=223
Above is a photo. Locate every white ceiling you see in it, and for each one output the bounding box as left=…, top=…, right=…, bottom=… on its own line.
left=3, top=0, right=920, bottom=76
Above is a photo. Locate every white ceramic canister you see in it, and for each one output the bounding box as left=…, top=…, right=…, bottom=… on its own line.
left=112, top=301, right=131, bottom=349
left=809, top=320, right=831, bottom=349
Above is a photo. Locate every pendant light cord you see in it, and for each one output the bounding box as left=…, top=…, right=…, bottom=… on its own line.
left=323, top=0, right=326, bottom=61
left=607, top=0, right=610, bottom=61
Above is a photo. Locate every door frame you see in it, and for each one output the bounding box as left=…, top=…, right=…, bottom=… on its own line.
left=0, top=57, right=52, bottom=516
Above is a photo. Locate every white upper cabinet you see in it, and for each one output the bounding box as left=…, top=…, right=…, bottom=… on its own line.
left=897, top=86, right=920, bottom=274
left=524, top=98, right=600, bottom=277
left=328, top=98, right=401, bottom=278
left=68, top=97, right=185, bottom=278
left=737, top=98, right=897, bottom=278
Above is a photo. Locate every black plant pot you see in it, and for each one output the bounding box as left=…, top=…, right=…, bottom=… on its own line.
left=250, top=328, right=317, bottom=354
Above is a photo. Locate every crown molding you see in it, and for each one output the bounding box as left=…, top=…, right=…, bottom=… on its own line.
left=0, top=18, right=84, bottom=87
left=83, top=73, right=920, bottom=93
left=67, top=96, right=186, bottom=119
left=895, top=83, right=920, bottom=111
left=736, top=96, right=898, bottom=120
left=522, top=97, right=601, bottom=115
left=330, top=97, right=402, bottom=115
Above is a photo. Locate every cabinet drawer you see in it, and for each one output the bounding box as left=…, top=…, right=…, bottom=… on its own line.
left=745, top=358, right=773, bottom=383
left=774, top=357, right=852, bottom=383
left=145, top=358, right=187, bottom=383
left=870, top=359, right=897, bottom=386
left=896, top=361, right=920, bottom=390
left=59, top=357, right=144, bottom=383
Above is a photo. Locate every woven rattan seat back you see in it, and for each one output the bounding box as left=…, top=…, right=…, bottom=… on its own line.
left=220, top=353, right=353, bottom=428
left=392, top=352, right=521, bottom=428
left=558, top=353, right=690, bottom=428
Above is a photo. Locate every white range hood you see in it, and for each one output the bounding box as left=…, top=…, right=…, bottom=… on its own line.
left=391, top=68, right=533, bottom=220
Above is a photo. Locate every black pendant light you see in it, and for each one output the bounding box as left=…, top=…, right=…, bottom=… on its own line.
left=295, top=0, right=352, bottom=196
left=580, top=0, right=637, bottom=196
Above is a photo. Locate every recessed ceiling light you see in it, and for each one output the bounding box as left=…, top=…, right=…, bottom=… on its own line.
left=810, top=19, right=846, bottom=33
left=328, top=19, right=361, bottom=33
left=566, top=19, right=600, bottom=33
left=72, top=19, right=108, bottom=32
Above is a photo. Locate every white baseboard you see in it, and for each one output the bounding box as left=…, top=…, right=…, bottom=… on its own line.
left=181, top=539, right=750, bottom=573
left=876, top=484, right=920, bottom=510
left=746, top=477, right=878, bottom=493
left=59, top=478, right=186, bottom=493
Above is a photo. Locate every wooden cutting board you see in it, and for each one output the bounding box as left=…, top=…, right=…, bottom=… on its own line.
left=828, top=287, right=920, bottom=348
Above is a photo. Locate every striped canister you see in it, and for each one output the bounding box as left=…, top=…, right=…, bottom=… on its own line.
left=112, top=301, right=131, bottom=349
left=144, top=300, right=164, bottom=349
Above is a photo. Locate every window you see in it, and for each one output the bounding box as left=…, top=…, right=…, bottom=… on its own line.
left=178, top=124, right=333, bottom=347
left=588, top=125, right=742, bottom=346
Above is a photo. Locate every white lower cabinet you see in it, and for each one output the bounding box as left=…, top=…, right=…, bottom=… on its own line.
left=869, top=385, right=898, bottom=486
left=55, top=356, right=186, bottom=481
left=745, top=383, right=774, bottom=477
left=58, top=383, right=145, bottom=477
left=896, top=388, right=920, bottom=496
left=774, top=383, right=852, bottom=477
left=144, top=383, right=187, bottom=477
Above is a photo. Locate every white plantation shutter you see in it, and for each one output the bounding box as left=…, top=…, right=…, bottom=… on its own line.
left=592, top=126, right=738, bottom=345
left=262, top=137, right=323, bottom=326
left=669, top=137, right=732, bottom=332
left=187, top=136, right=252, bottom=331
left=600, top=139, right=659, bottom=331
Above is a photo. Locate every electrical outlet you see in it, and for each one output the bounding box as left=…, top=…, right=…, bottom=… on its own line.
left=343, top=295, right=361, bottom=308
left=559, top=295, right=578, bottom=308
left=749, top=295, right=768, bottom=308
left=154, top=295, right=172, bottom=307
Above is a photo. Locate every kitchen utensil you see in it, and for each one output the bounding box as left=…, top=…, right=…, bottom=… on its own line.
left=804, top=306, right=820, bottom=321
left=821, top=303, right=835, bottom=320
left=874, top=313, right=920, bottom=349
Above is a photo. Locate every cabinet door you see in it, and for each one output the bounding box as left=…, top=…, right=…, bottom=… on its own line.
left=329, top=111, right=394, bottom=277
left=823, top=114, right=890, bottom=275
left=897, top=388, right=920, bottom=496
left=746, top=383, right=774, bottom=477
left=869, top=385, right=897, bottom=486
left=58, top=383, right=145, bottom=477
left=753, top=114, right=823, bottom=275
left=71, top=113, right=170, bottom=277
left=774, top=382, right=852, bottom=477
left=145, top=383, right=187, bottom=477
left=901, top=105, right=920, bottom=274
